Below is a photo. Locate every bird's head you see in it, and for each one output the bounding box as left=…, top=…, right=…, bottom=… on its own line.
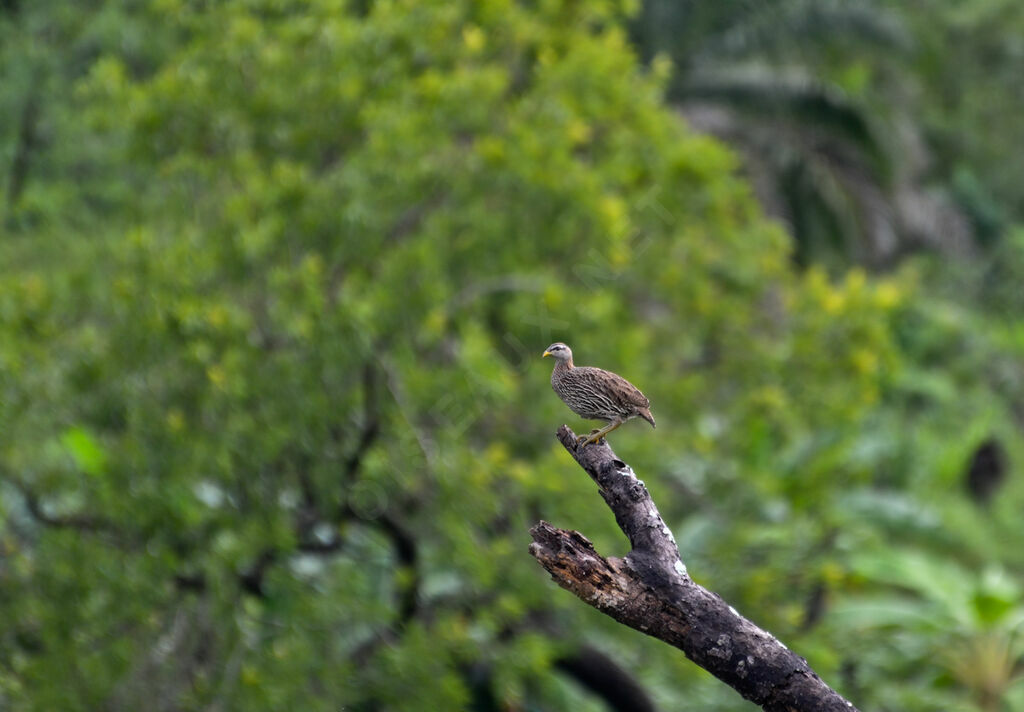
left=542, top=342, right=573, bottom=363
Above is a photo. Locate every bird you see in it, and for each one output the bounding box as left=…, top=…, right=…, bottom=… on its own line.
left=542, top=342, right=655, bottom=446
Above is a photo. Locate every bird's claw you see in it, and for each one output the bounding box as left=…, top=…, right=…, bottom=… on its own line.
left=576, top=430, right=604, bottom=447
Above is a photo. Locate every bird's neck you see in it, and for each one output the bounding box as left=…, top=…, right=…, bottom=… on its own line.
left=554, top=357, right=574, bottom=372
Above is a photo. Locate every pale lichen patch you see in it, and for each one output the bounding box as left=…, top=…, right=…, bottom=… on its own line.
left=709, top=633, right=733, bottom=660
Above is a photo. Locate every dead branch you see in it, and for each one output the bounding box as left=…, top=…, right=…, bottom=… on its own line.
left=528, top=425, right=857, bottom=712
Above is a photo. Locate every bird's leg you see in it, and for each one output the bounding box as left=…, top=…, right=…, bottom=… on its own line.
left=576, top=428, right=602, bottom=445
left=581, top=418, right=624, bottom=446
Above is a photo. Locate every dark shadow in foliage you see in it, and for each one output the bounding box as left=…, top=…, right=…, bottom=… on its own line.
left=964, top=437, right=1007, bottom=506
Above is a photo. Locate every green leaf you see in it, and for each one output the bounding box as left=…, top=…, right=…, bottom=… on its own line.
left=60, top=426, right=107, bottom=476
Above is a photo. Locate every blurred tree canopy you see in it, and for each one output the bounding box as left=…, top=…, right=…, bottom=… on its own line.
left=3, top=1, right=1024, bottom=711
left=632, top=0, right=1024, bottom=269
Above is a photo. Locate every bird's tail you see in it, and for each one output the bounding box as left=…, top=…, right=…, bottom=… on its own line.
left=638, top=408, right=656, bottom=429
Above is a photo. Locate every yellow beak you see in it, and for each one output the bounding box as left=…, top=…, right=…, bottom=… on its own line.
left=542, top=350, right=551, bottom=358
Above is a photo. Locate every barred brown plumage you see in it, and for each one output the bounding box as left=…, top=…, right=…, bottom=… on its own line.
left=542, top=342, right=655, bottom=446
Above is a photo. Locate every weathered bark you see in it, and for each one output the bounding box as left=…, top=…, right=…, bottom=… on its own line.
left=529, top=425, right=857, bottom=712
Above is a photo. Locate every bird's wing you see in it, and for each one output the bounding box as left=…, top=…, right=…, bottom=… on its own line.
left=571, top=366, right=650, bottom=409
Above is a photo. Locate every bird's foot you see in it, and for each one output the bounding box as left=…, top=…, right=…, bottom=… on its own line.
left=577, top=430, right=605, bottom=447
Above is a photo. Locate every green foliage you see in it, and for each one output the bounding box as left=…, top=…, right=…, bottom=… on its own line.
left=2, top=1, right=1024, bottom=711
left=894, top=0, right=1024, bottom=223
left=631, top=0, right=990, bottom=270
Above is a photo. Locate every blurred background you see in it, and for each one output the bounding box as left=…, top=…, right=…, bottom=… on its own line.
left=3, top=0, right=1024, bottom=710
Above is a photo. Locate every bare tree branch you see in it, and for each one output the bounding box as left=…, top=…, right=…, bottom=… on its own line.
left=341, top=363, right=381, bottom=485
left=15, top=480, right=119, bottom=534
left=555, top=644, right=658, bottom=712
left=6, top=88, right=39, bottom=209
left=384, top=191, right=446, bottom=246
left=528, top=425, right=857, bottom=712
